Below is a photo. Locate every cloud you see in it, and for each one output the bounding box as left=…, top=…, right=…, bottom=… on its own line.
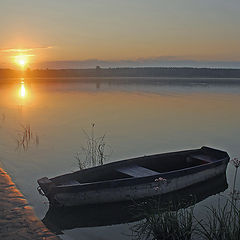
left=0, top=46, right=53, bottom=53
left=12, top=54, right=35, bottom=58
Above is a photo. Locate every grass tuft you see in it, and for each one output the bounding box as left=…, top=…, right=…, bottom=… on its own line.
left=74, top=123, right=111, bottom=169
left=16, top=124, right=39, bottom=151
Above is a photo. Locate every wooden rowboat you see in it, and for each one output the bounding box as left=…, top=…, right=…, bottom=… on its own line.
left=37, top=146, right=229, bottom=207
left=42, top=173, right=228, bottom=234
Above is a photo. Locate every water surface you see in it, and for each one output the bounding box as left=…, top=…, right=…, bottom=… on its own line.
left=0, top=77, right=240, bottom=240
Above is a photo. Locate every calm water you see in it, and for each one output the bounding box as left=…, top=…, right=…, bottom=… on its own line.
left=0, top=77, right=240, bottom=240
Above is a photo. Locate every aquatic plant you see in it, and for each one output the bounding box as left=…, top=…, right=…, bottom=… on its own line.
left=231, top=158, right=240, bottom=201
left=75, top=123, right=111, bottom=169
left=74, top=152, right=86, bottom=170
left=0, top=113, right=6, bottom=128
left=131, top=198, right=195, bottom=240
left=195, top=158, right=240, bottom=240
left=16, top=124, right=39, bottom=151
left=154, top=177, right=167, bottom=191
left=1, top=113, right=6, bottom=122
left=195, top=201, right=240, bottom=240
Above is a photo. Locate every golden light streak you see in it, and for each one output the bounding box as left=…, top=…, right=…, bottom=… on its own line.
left=2, top=49, right=32, bottom=53
left=0, top=46, right=53, bottom=53
left=19, top=80, right=26, bottom=98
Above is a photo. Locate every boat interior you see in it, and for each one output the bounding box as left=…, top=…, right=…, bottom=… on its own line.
left=51, top=147, right=225, bottom=186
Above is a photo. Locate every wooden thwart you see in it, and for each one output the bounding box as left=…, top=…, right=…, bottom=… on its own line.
left=117, top=165, right=159, bottom=177
left=190, top=154, right=214, bottom=163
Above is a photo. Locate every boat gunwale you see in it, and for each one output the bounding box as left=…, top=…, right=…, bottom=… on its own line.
left=50, top=148, right=201, bottom=182
left=52, top=156, right=229, bottom=194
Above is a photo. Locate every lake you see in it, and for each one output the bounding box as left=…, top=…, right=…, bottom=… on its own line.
left=0, top=77, right=240, bottom=240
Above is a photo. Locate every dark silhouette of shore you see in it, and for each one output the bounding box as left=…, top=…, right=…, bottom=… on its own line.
left=1, top=67, right=240, bottom=81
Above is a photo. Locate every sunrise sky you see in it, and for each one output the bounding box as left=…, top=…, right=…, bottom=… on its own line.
left=1, top=0, right=240, bottom=69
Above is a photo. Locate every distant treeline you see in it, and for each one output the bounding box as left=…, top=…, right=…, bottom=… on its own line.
left=1, top=67, right=240, bottom=78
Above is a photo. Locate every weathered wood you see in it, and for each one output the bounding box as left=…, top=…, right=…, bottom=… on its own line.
left=38, top=146, right=230, bottom=207
left=190, top=154, right=214, bottom=162
left=117, top=165, right=159, bottom=177
left=60, top=180, right=80, bottom=186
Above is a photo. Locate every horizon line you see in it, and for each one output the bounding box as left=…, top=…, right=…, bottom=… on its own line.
left=1, top=66, right=240, bottom=70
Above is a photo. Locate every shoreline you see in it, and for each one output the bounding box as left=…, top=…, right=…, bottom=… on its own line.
left=0, top=168, right=60, bottom=240
left=0, top=76, right=240, bottom=85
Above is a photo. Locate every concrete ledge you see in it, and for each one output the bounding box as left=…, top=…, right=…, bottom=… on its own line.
left=0, top=168, right=60, bottom=240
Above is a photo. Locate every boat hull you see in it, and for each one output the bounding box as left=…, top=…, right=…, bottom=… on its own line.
left=52, top=159, right=228, bottom=207
left=43, top=173, right=228, bottom=232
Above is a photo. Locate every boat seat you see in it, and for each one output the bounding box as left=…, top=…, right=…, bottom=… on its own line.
left=189, top=154, right=214, bottom=163
left=117, top=165, right=159, bottom=178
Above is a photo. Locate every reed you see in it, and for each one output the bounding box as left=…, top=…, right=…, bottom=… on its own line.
left=195, top=158, right=240, bottom=240
left=16, top=124, right=39, bottom=151
left=0, top=113, right=6, bottom=128
left=131, top=198, right=195, bottom=240
left=195, top=201, right=240, bottom=240
left=75, top=123, right=111, bottom=169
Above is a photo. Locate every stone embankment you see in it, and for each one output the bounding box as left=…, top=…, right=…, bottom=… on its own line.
left=0, top=168, right=60, bottom=240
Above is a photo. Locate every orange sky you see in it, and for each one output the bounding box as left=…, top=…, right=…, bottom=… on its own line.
left=1, top=1, right=240, bottom=69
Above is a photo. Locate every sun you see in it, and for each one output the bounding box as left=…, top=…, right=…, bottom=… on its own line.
left=14, top=55, right=28, bottom=68
left=19, top=59, right=26, bottom=66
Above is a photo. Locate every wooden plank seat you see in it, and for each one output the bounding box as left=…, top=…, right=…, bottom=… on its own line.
left=117, top=165, right=159, bottom=177
left=189, top=154, right=215, bottom=163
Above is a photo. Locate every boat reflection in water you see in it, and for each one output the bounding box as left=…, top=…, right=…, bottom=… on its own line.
left=42, top=173, right=228, bottom=234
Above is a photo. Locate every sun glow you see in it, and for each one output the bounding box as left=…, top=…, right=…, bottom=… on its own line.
left=19, top=59, right=26, bottom=66
left=14, top=55, right=29, bottom=68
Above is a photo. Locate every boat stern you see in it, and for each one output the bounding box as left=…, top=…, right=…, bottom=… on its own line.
left=37, top=177, right=56, bottom=199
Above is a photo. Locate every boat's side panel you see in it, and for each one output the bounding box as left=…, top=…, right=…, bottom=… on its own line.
left=53, top=161, right=228, bottom=206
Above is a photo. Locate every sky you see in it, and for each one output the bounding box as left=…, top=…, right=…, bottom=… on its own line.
left=1, top=0, right=240, bottom=69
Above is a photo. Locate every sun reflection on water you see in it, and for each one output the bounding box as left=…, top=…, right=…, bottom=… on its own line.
left=19, top=79, right=26, bottom=99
